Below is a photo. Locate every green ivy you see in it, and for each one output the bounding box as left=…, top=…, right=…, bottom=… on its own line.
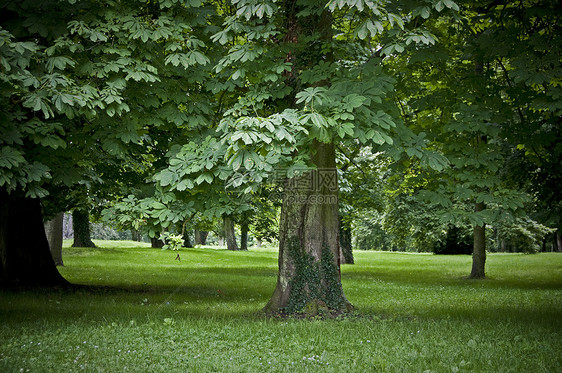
left=285, top=237, right=345, bottom=313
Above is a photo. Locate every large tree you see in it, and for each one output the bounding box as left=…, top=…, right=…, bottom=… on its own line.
left=0, top=0, right=217, bottom=286
left=157, top=0, right=455, bottom=313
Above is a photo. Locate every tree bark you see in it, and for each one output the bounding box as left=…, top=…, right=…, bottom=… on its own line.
left=194, top=229, right=208, bottom=245
left=470, top=202, right=486, bottom=279
left=151, top=236, right=164, bottom=248
left=0, top=189, right=68, bottom=287
left=240, top=221, right=249, bottom=251
left=339, top=215, right=354, bottom=264
left=44, top=212, right=64, bottom=266
left=264, top=141, right=351, bottom=314
left=131, top=229, right=142, bottom=242
left=183, top=230, right=193, bottom=248
left=72, top=209, right=96, bottom=248
left=223, top=215, right=239, bottom=251
left=556, top=230, right=562, bottom=253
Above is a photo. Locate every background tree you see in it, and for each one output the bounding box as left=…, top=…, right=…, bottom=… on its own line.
left=388, top=0, right=561, bottom=277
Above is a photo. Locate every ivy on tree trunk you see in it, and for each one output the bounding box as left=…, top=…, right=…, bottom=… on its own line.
left=264, top=141, right=352, bottom=314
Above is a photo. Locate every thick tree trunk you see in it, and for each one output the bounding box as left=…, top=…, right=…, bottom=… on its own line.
left=72, top=209, right=96, bottom=248
left=470, top=202, right=486, bottom=279
left=0, top=189, right=68, bottom=287
left=264, top=141, right=351, bottom=314
left=194, top=229, right=208, bottom=245
left=223, top=216, right=239, bottom=251
left=339, top=216, right=354, bottom=264
left=240, top=222, right=249, bottom=251
left=45, top=212, right=64, bottom=266
left=151, top=236, right=164, bottom=249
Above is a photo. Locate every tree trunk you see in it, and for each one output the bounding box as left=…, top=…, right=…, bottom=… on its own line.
left=264, top=141, right=351, bottom=314
left=44, top=212, right=64, bottom=266
left=470, top=202, right=486, bottom=279
left=240, top=222, right=249, bottom=251
left=183, top=230, right=193, bottom=248
left=151, top=236, right=164, bottom=249
left=339, top=215, right=354, bottom=264
left=256, top=239, right=262, bottom=248
left=0, top=189, right=68, bottom=287
left=72, top=209, right=96, bottom=248
left=62, top=213, right=73, bottom=239
left=131, top=229, right=142, bottom=242
left=556, top=230, right=562, bottom=253
left=223, top=216, right=239, bottom=251
left=195, top=229, right=208, bottom=245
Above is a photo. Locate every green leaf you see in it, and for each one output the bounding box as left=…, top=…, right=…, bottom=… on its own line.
left=152, top=201, right=166, bottom=210
left=309, top=112, right=327, bottom=128
left=0, top=147, right=25, bottom=169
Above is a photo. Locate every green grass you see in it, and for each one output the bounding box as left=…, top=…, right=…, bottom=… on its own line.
left=1, top=242, right=561, bottom=372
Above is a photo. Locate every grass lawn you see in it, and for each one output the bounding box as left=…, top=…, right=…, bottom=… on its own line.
left=1, top=241, right=561, bottom=372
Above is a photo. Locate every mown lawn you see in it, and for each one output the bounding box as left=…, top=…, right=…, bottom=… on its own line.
left=1, top=241, right=561, bottom=372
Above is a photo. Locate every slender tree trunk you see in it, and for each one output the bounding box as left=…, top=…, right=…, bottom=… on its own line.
left=62, top=213, right=73, bottom=239
left=131, top=229, right=142, bottom=242
left=556, top=230, right=562, bottom=253
left=470, top=202, right=486, bottom=279
left=72, top=209, right=96, bottom=248
left=265, top=141, right=351, bottom=314
left=0, top=189, right=68, bottom=287
left=223, top=216, right=239, bottom=251
left=195, top=229, right=208, bottom=245
left=240, top=221, right=249, bottom=251
left=45, top=212, right=64, bottom=266
left=183, top=230, right=193, bottom=248
left=339, top=215, right=354, bottom=264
